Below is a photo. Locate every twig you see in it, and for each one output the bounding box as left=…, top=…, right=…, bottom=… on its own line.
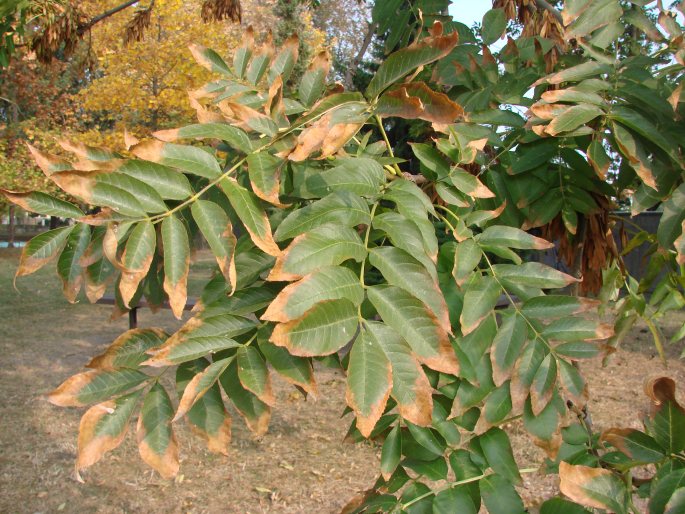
left=78, top=0, right=141, bottom=34
left=344, top=21, right=377, bottom=91
left=534, top=0, right=564, bottom=24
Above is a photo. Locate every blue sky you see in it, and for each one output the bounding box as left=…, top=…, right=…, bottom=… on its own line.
left=448, top=0, right=493, bottom=28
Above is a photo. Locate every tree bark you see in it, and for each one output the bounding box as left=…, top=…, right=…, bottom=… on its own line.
left=344, top=21, right=377, bottom=91
left=7, top=205, right=15, bottom=248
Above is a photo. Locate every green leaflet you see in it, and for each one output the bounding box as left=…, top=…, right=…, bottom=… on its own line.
left=482, top=8, right=507, bottom=45
left=367, top=285, right=458, bottom=375
left=191, top=200, right=237, bottom=290
left=480, top=474, right=526, bottom=514
left=95, top=173, right=167, bottom=214
left=369, top=246, right=451, bottom=333
left=545, top=104, right=604, bottom=136
left=460, top=275, right=501, bottom=335
left=477, top=226, right=552, bottom=250
left=270, top=299, right=358, bottom=356
left=189, top=43, right=232, bottom=75
left=134, top=141, right=221, bottom=179
left=57, top=223, right=90, bottom=302
left=294, top=158, right=386, bottom=199
left=0, top=190, right=84, bottom=218
left=366, top=321, right=433, bottom=427
left=384, top=178, right=436, bottom=217
left=380, top=424, right=401, bottom=479
left=137, top=383, right=179, bottom=479
left=366, top=24, right=458, bottom=99
left=268, top=224, right=365, bottom=281
left=345, top=328, right=392, bottom=438
left=143, top=314, right=254, bottom=366
left=176, top=359, right=232, bottom=455
left=411, top=143, right=450, bottom=180
left=299, top=52, right=329, bottom=107
left=220, top=177, right=281, bottom=256
left=219, top=359, right=271, bottom=436
left=203, top=285, right=277, bottom=317
left=373, top=211, right=437, bottom=280
left=119, top=221, right=156, bottom=307
left=530, top=353, right=558, bottom=415
left=274, top=191, right=371, bottom=242
left=492, top=262, right=578, bottom=289
left=452, top=239, right=483, bottom=286
left=76, top=389, right=143, bottom=473
left=157, top=123, right=253, bottom=153
left=542, top=317, right=612, bottom=342
left=48, top=368, right=149, bottom=407
left=521, top=295, right=599, bottom=320
left=161, top=215, right=190, bottom=319
left=174, top=357, right=233, bottom=421
left=479, top=427, right=521, bottom=483
left=511, top=339, right=548, bottom=409
left=262, top=265, right=364, bottom=322
left=602, top=428, right=665, bottom=464
left=484, top=381, right=513, bottom=424
left=536, top=61, right=612, bottom=86
left=237, top=346, right=274, bottom=406
left=87, top=328, right=168, bottom=370
left=258, top=340, right=317, bottom=396
left=268, top=35, right=298, bottom=84
left=117, top=160, right=193, bottom=200
left=246, top=152, right=285, bottom=205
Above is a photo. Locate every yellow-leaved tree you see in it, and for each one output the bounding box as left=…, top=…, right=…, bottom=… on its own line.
left=76, top=0, right=326, bottom=133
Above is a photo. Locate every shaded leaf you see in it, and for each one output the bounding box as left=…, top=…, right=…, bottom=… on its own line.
left=137, top=383, right=179, bottom=479
left=219, top=360, right=271, bottom=436
left=259, top=340, right=317, bottom=396
left=161, top=215, right=190, bottom=319
left=191, top=200, right=237, bottom=292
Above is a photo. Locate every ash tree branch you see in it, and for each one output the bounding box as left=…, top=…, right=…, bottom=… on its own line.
left=78, top=0, right=141, bottom=34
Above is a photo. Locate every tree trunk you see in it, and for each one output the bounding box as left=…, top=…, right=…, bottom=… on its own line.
left=7, top=205, right=15, bottom=248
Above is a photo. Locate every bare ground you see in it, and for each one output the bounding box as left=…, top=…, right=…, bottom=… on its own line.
left=1, top=247, right=684, bottom=513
